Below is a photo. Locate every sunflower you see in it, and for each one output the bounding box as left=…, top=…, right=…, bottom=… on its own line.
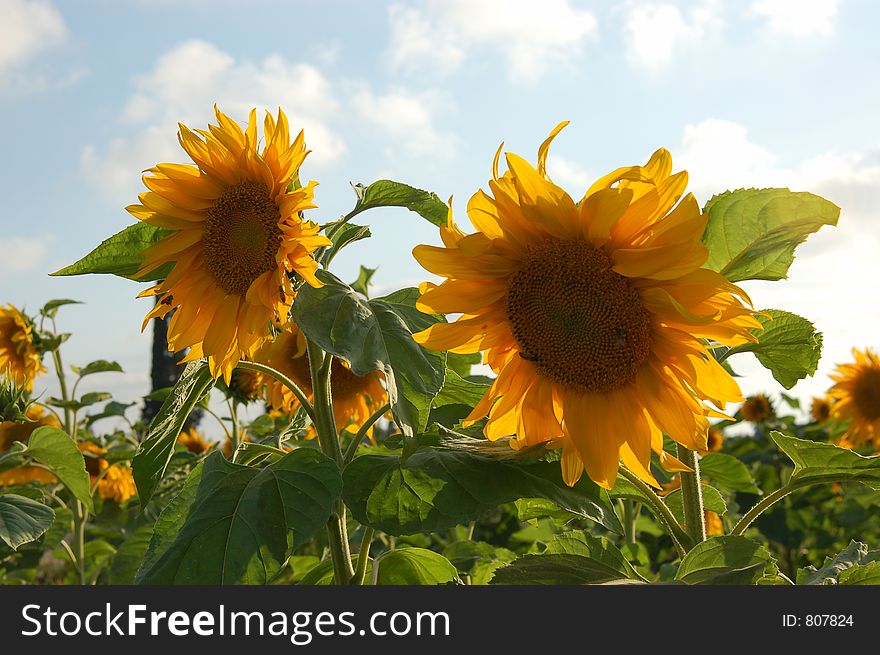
left=0, top=304, right=45, bottom=391
left=706, top=427, right=724, bottom=453
left=810, top=396, right=832, bottom=423
left=0, top=405, right=61, bottom=486
left=79, top=441, right=137, bottom=504
left=130, top=106, right=332, bottom=382
left=226, top=367, right=263, bottom=403
left=255, top=324, right=387, bottom=439
left=411, top=123, right=760, bottom=489
left=704, top=510, right=723, bottom=536
left=828, top=348, right=880, bottom=449
left=741, top=394, right=772, bottom=423
left=177, top=426, right=213, bottom=454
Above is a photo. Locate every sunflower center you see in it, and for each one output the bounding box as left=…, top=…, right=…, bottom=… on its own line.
left=203, top=180, right=282, bottom=296
left=506, top=239, right=653, bottom=393
left=853, top=368, right=880, bottom=421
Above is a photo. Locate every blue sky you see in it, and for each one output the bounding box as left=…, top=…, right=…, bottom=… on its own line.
left=1, top=0, right=878, bottom=433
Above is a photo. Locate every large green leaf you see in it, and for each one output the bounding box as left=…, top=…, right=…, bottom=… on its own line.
left=443, top=541, right=516, bottom=585
left=132, top=359, right=215, bottom=506
left=0, top=494, right=55, bottom=550
left=25, top=427, right=94, bottom=512
left=343, top=447, right=622, bottom=536
left=797, top=541, right=869, bottom=585
left=490, top=554, right=637, bottom=585
left=321, top=223, right=371, bottom=267
left=664, top=485, right=728, bottom=523
left=351, top=180, right=448, bottom=227
left=544, top=531, right=644, bottom=581
left=292, top=273, right=446, bottom=438
left=702, top=188, right=839, bottom=282
left=107, top=525, right=154, bottom=584
left=699, top=453, right=760, bottom=494
left=676, top=535, right=776, bottom=584
left=137, top=449, right=341, bottom=584
left=723, top=310, right=822, bottom=389
left=51, top=222, right=172, bottom=282
left=374, top=548, right=460, bottom=585
left=771, top=432, right=880, bottom=486
left=839, top=561, right=880, bottom=585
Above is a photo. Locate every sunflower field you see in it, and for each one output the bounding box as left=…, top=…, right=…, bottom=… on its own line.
left=2, top=106, right=879, bottom=590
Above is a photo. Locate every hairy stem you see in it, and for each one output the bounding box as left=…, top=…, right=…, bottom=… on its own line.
left=618, top=466, right=691, bottom=557
left=350, top=527, right=374, bottom=585
left=676, top=444, right=706, bottom=545
left=236, top=361, right=316, bottom=423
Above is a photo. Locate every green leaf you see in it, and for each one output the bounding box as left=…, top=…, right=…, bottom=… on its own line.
left=86, top=401, right=135, bottom=425
left=490, top=554, right=638, bottom=585
left=343, top=447, right=622, bottom=536
left=664, top=485, right=728, bottom=524
left=40, top=299, right=82, bottom=318
left=132, top=360, right=215, bottom=506
left=137, top=449, right=341, bottom=584
left=432, top=368, right=489, bottom=409
left=299, top=555, right=370, bottom=586
left=443, top=541, right=516, bottom=581
left=350, top=265, right=377, bottom=298
left=446, top=352, right=481, bottom=378
left=797, top=541, right=869, bottom=585
left=375, top=548, right=459, bottom=585
left=79, top=392, right=113, bottom=407
left=723, top=310, right=822, bottom=389
left=514, top=498, right=588, bottom=522
left=543, top=531, right=644, bottom=581
left=0, top=494, right=55, bottom=550
left=771, top=431, right=880, bottom=486
left=51, top=222, right=173, bottom=282
left=702, top=188, right=839, bottom=282
left=25, top=427, right=93, bottom=512
left=676, top=535, right=776, bottom=584
left=321, top=223, right=371, bottom=266
left=699, top=453, right=760, bottom=494
left=73, top=359, right=124, bottom=378
left=352, top=180, right=447, bottom=227
left=839, top=561, right=880, bottom=585
left=292, top=273, right=446, bottom=438
left=107, top=525, right=154, bottom=584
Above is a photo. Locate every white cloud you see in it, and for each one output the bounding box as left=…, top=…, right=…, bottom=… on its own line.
left=82, top=40, right=345, bottom=203
left=547, top=155, right=594, bottom=192
left=354, top=87, right=457, bottom=158
left=752, top=0, right=841, bottom=37
left=0, top=235, right=50, bottom=274
left=0, top=0, right=66, bottom=85
left=623, top=0, right=721, bottom=70
left=386, top=0, right=598, bottom=81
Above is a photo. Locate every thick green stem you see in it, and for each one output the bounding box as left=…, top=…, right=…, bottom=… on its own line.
left=623, top=500, right=638, bottom=546
left=228, top=399, right=240, bottom=451
left=730, top=481, right=814, bottom=536
left=350, top=527, right=374, bottom=585
left=618, top=466, right=691, bottom=557
left=305, top=339, right=354, bottom=584
left=676, top=444, right=706, bottom=545
left=342, top=402, right=391, bottom=466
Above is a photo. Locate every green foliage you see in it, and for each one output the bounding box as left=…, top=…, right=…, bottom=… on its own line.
left=702, top=188, right=839, bottom=282
left=25, top=427, right=94, bottom=511
left=351, top=180, right=448, bottom=227
left=0, top=494, right=55, bottom=550
left=71, top=359, right=124, bottom=378
left=374, top=548, right=460, bottom=585
left=665, top=485, right=727, bottom=523
left=132, top=359, right=215, bottom=506
left=51, top=222, right=172, bottom=281
left=699, top=453, right=760, bottom=494
left=106, top=525, right=154, bottom=584
left=724, top=310, right=822, bottom=389
left=137, top=450, right=341, bottom=584
left=797, top=540, right=870, bottom=585
left=292, top=272, right=446, bottom=438
left=676, top=536, right=777, bottom=584
left=771, top=432, right=880, bottom=486
left=343, top=446, right=621, bottom=536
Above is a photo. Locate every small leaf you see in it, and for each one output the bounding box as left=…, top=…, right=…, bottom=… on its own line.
left=25, top=427, right=93, bottom=512
left=75, top=360, right=124, bottom=378
left=351, top=180, right=447, bottom=227
left=676, top=535, right=776, bottom=584
left=490, top=554, right=634, bottom=585
left=375, top=548, right=459, bottom=585
left=664, top=485, right=728, bottom=524
left=702, top=188, right=839, bottom=282
left=771, top=431, right=880, bottom=487
left=321, top=222, right=371, bottom=266
left=40, top=299, right=81, bottom=318
left=51, top=222, right=173, bottom=281
left=0, top=494, right=55, bottom=550
left=699, top=453, right=760, bottom=494
left=292, top=273, right=446, bottom=438
left=350, top=265, right=377, bottom=297
left=132, top=360, right=215, bottom=506
left=724, top=310, right=822, bottom=389
left=797, top=541, right=869, bottom=585
left=79, top=392, right=113, bottom=407
left=137, top=449, right=342, bottom=584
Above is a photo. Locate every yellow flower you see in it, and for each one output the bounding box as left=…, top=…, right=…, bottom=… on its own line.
left=810, top=396, right=832, bottom=422
left=131, top=106, right=332, bottom=382
left=227, top=368, right=263, bottom=403
left=176, top=426, right=213, bottom=454
left=256, top=324, right=388, bottom=439
left=704, top=510, right=723, bottom=536
left=0, top=405, right=61, bottom=486
left=0, top=304, right=45, bottom=391
left=706, top=427, right=724, bottom=453
left=411, top=123, right=759, bottom=489
left=78, top=441, right=136, bottom=504
left=741, top=394, right=772, bottom=423
left=828, top=347, right=880, bottom=448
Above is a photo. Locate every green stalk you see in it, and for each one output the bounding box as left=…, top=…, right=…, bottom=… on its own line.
left=623, top=500, right=638, bottom=546
left=676, top=444, right=706, bottom=545
left=350, top=527, right=374, bottom=585
left=342, top=402, right=391, bottom=466
left=618, top=466, right=691, bottom=556
left=236, top=361, right=316, bottom=423
left=305, top=338, right=354, bottom=584
left=228, top=399, right=240, bottom=451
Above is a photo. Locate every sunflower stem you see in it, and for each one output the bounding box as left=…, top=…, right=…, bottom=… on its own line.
left=236, top=361, right=317, bottom=424
left=350, top=527, right=374, bottom=585
left=228, top=399, right=240, bottom=451
left=623, top=500, right=638, bottom=545
left=342, top=402, right=391, bottom=466
left=676, top=444, right=707, bottom=545
left=305, top=338, right=354, bottom=585
left=617, top=466, right=691, bottom=556
left=730, top=480, right=820, bottom=536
